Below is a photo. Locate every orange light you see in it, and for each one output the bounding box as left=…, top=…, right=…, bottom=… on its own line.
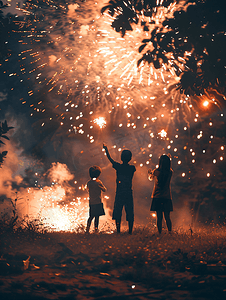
left=203, top=100, right=209, bottom=107
left=93, top=117, right=106, bottom=129
left=158, top=129, right=167, bottom=138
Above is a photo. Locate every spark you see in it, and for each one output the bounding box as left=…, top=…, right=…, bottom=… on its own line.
left=158, top=129, right=167, bottom=138
left=203, top=100, right=209, bottom=107
left=25, top=185, right=88, bottom=232
left=94, top=117, right=107, bottom=129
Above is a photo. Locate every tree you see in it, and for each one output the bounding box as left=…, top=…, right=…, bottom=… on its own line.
left=0, top=120, right=14, bottom=166
left=101, top=0, right=226, bottom=98
left=0, top=2, right=15, bottom=166
left=0, top=0, right=10, bottom=61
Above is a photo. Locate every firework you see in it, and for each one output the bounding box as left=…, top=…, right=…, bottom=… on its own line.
left=94, top=117, right=107, bottom=129
left=26, top=185, right=88, bottom=232
left=158, top=129, right=167, bottom=138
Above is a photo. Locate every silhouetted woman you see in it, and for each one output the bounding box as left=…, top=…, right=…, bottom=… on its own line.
left=148, top=155, right=173, bottom=234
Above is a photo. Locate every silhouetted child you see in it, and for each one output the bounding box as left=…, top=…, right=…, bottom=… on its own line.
left=148, top=154, right=173, bottom=234
left=103, top=144, right=136, bottom=234
left=86, top=166, right=107, bottom=233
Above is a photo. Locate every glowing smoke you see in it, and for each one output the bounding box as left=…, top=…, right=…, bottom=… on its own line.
left=46, top=162, right=74, bottom=184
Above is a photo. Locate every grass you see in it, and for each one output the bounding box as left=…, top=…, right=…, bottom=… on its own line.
left=1, top=224, right=226, bottom=269
left=1, top=224, right=226, bottom=299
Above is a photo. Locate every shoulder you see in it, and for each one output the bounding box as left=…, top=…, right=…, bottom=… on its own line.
left=96, top=179, right=107, bottom=191
left=153, top=169, right=160, bottom=176
left=88, top=179, right=98, bottom=185
left=112, top=161, right=120, bottom=169
left=96, top=179, right=103, bottom=185
left=130, top=164, right=136, bottom=172
left=87, top=180, right=92, bottom=188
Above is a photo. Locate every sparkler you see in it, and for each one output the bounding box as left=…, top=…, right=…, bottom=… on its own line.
left=94, top=117, right=107, bottom=129
left=158, top=129, right=167, bottom=138
left=203, top=100, right=209, bottom=107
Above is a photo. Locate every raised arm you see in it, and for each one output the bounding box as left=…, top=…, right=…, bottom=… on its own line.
left=103, top=144, right=115, bottom=164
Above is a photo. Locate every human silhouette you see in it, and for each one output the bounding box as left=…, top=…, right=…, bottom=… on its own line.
left=148, top=155, right=173, bottom=234
left=86, top=166, right=107, bottom=233
left=103, top=144, right=136, bottom=234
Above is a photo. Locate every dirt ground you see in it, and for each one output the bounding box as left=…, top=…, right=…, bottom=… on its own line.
left=1, top=227, right=226, bottom=299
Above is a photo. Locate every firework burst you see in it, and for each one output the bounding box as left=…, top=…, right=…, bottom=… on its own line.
left=2, top=0, right=225, bottom=175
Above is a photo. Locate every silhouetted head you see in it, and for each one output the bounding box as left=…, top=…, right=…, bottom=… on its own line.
left=121, top=149, right=132, bottom=163
left=89, top=165, right=101, bottom=179
left=159, top=154, right=171, bottom=172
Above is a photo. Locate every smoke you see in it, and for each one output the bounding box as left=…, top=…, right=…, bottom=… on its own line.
left=2, top=0, right=25, bottom=16
left=67, top=3, right=80, bottom=18
left=0, top=137, right=30, bottom=220
left=0, top=92, right=7, bottom=102
left=172, top=205, right=193, bottom=231
left=48, top=55, right=57, bottom=66
left=46, top=162, right=74, bottom=185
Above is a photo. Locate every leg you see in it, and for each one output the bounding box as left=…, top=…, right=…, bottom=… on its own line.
left=112, top=195, right=123, bottom=233
left=156, top=211, right=163, bottom=234
left=116, top=220, right=121, bottom=233
left=125, top=193, right=134, bottom=234
left=128, top=220, right=134, bottom=235
left=86, top=216, right=94, bottom=233
left=164, top=211, right=172, bottom=232
left=125, top=202, right=134, bottom=234
left=94, top=216, right=99, bottom=231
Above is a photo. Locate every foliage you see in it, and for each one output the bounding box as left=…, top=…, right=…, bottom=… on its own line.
left=0, top=1, right=23, bottom=61
left=0, top=120, right=14, bottom=166
left=0, top=195, right=19, bottom=232
left=0, top=195, right=47, bottom=235
left=0, top=0, right=10, bottom=61
left=101, top=0, right=176, bottom=36
left=101, top=0, right=226, bottom=97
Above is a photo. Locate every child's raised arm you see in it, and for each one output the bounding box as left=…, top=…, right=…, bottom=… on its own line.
left=103, top=144, right=115, bottom=164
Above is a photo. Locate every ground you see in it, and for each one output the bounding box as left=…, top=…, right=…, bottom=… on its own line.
left=1, top=226, right=226, bottom=299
